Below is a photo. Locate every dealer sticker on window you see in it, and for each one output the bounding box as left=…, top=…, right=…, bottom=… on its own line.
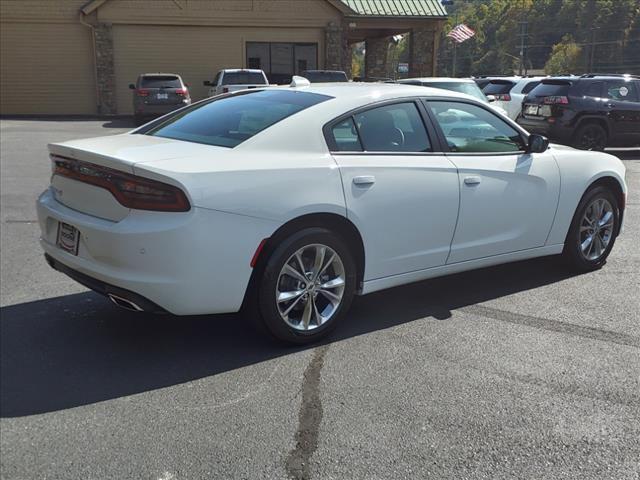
left=56, top=222, right=79, bottom=255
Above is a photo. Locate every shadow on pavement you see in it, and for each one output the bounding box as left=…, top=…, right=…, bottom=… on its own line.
left=0, top=256, right=577, bottom=418
left=102, top=118, right=135, bottom=129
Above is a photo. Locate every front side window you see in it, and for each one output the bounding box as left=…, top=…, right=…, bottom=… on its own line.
left=605, top=80, right=639, bottom=102
left=430, top=101, right=525, bottom=153
left=353, top=103, right=432, bottom=152
left=146, top=90, right=331, bottom=148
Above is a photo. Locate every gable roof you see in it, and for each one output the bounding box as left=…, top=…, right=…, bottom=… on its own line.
left=338, top=0, right=447, bottom=17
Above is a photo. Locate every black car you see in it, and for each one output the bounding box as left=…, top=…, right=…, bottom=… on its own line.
left=517, top=74, right=640, bottom=150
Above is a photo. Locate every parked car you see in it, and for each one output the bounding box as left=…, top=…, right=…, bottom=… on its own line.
left=473, top=75, right=519, bottom=90
left=203, top=69, right=269, bottom=96
left=38, top=82, right=626, bottom=344
left=494, top=76, right=549, bottom=120
left=301, top=70, right=348, bottom=82
left=129, top=73, right=191, bottom=126
left=397, top=77, right=508, bottom=116
left=480, top=77, right=522, bottom=115
left=517, top=74, right=640, bottom=150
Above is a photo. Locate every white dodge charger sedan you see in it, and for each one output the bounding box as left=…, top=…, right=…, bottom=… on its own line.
left=37, top=79, right=627, bottom=344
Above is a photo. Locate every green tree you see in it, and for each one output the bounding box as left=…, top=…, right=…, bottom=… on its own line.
left=544, top=35, right=582, bottom=74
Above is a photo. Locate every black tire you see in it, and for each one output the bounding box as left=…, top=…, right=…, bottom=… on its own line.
left=257, top=227, right=356, bottom=344
left=562, top=185, right=620, bottom=271
left=573, top=122, right=608, bottom=151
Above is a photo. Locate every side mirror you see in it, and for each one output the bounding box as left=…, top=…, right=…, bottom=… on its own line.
left=486, top=94, right=496, bottom=103
left=128, top=83, right=136, bottom=90
left=528, top=134, right=549, bottom=153
left=203, top=80, right=213, bottom=86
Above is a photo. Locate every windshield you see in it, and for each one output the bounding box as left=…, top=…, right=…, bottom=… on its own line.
left=426, top=81, right=488, bottom=102
left=145, top=90, right=331, bottom=148
left=302, top=71, right=348, bottom=82
left=223, top=72, right=267, bottom=85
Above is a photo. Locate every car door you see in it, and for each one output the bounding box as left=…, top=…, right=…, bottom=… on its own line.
left=327, top=100, right=460, bottom=280
left=426, top=99, right=560, bottom=264
left=603, top=79, right=640, bottom=143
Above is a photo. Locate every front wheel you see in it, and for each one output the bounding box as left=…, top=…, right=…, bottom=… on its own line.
left=257, top=228, right=356, bottom=344
left=562, top=186, right=620, bottom=271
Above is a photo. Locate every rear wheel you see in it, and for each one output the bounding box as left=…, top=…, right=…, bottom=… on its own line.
left=573, top=123, right=608, bottom=151
left=562, top=185, right=620, bottom=271
left=257, top=228, right=356, bottom=344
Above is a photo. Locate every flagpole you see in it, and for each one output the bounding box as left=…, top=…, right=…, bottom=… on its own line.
left=452, top=11, right=458, bottom=77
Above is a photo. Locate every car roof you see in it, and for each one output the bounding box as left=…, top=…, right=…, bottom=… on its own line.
left=139, top=73, right=181, bottom=77
left=400, top=77, right=475, bottom=84
left=221, top=69, right=264, bottom=73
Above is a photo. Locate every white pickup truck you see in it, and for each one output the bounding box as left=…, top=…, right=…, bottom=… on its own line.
left=203, top=69, right=269, bottom=96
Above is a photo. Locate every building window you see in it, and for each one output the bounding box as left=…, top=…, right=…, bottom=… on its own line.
left=246, top=42, right=318, bottom=84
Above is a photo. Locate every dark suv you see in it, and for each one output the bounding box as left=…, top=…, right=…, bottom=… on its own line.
left=517, top=74, right=640, bottom=150
left=129, top=73, right=191, bottom=126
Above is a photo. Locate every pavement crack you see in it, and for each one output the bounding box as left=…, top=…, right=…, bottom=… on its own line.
left=463, top=304, right=640, bottom=348
left=285, top=344, right=329, bottom=480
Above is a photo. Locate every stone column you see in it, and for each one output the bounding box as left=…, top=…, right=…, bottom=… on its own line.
left=94, top=23, right=117, bottom=114
left=365, top=36, right=390, bottom=78
left=409, top=28, right=436, bottom=77
left=325, top=21, right=352, bottom=79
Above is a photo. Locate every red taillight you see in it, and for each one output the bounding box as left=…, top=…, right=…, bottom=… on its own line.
left=136, top=89, right=150, bottom=97
left=175, top=88, right=188, bottom=96
left=222, top=87, right=229, bottom=93
left=51, top=155, right=190, bottom=212
left=543, top=96, right=569, bottom=104
left=495, top=93, right=511, bottom=101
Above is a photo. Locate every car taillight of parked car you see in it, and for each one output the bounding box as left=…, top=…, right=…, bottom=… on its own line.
left=51, top=155, right=191, bottom=212
left=495, top=93, right=511, bottom=101
left=223, top=87, right=229, bottom=93
left=136, top=89, right=150, bottom=96
left=542, top=96, right=569, bottom=104
left=175, top=88, right=189, bottom=97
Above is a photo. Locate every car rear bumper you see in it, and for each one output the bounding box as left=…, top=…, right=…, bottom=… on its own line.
left=37, top=188, right=279, bottom=315
left=517, top=116, right=573, bottom=142
left=135, top=102, right=189, bottom=116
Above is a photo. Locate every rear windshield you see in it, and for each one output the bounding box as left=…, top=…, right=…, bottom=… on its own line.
left=302, top=71, right=348, bottom=82
left=146, top=90, right=331, bottom=148
left=223, top=72, right=267, bottom=85
left=140, top=76, right=181, bottom=88
left=528, top=81, right=571, bottom=97
left=483, top=81, right=516, bottom=95
left=521, top=81, right=541, bottom=94
left=426, top=81, right=487, bottom=102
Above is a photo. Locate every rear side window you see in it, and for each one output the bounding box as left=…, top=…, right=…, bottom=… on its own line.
left=530, top=81, right=571, bottom=97
left=147, top=90, right=331, bottom=148
left=223, top=72, right=267, bottom=85
left=331, top=118, right=362, bottom=151
left=583, top=81, right=604, bottom=98
left=521, top=81, right=541, bottom=94
left=140, top=76, right=181, bottom=88
left=483, top=81, right=515, bottom=95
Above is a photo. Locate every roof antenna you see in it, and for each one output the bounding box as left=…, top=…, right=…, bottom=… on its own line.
left=290, top=76, right=311, bottom=88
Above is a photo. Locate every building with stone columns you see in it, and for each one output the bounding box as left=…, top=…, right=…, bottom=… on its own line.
left=0, top=0, right=447, bottom=115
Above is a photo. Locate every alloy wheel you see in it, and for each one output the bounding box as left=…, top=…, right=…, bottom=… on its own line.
left=578, top=125, right=606, bottom=150
left=275, top=244, right=345, bottom=331
left=579, top=197, right=614, bottom=261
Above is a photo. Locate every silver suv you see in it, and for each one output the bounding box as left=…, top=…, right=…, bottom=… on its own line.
left=129, top=73, right=191, bottom=125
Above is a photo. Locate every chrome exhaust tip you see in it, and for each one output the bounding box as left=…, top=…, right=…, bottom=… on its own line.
left=108, top=293, right=144, bottom=312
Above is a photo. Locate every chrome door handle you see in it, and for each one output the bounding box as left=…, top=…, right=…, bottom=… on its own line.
left=353, top=175, right=376, bottom=185
left=464, top=176, right=481, bottom=185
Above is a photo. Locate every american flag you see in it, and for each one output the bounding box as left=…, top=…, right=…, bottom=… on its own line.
left=447, top=24, right=476, bottom=43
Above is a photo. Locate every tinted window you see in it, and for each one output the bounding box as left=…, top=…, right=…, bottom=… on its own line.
left=424, top=82, right=487, bottom=102
left=140, top=76, right=181, bottom=88
left=147, top=90, right=331, bottom=148
left=584, top=81, right=604, bottom=98
left=353, top=103, right=431, bottom=152
left=222, top=72, right=267, bottom=85
left=430, top=101, right=525, bottom=153
left=302, top=71, right=348, bottom=82
left=483, top=81, right=516, bottom=95
left=530, top=81, right=571, bottom=97
left=605, top=80, right=639, bottom=102
left=331, top=118, right=362, bottom=152
left=521, top=81, right=541, bottom=94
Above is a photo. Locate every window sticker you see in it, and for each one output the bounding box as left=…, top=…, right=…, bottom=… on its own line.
left=619, top=86, right=629, bottom=97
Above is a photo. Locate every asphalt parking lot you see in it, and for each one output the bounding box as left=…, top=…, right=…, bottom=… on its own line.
left=1, top=118, right=639, bottom=480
